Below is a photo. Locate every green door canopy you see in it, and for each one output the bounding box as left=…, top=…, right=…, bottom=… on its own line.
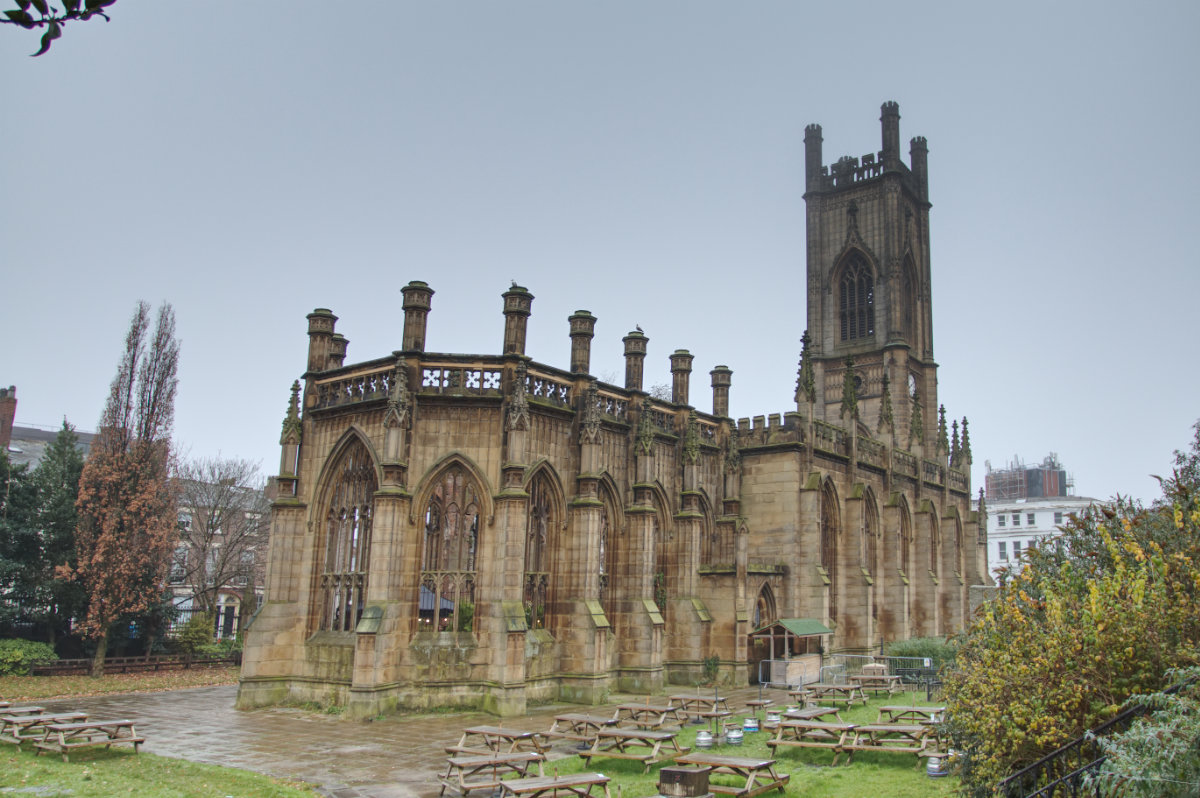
left=750, top=618, right=833, bottom=638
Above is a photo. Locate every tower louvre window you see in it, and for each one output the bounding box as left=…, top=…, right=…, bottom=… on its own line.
left=839, top=256, right=875, bottom=341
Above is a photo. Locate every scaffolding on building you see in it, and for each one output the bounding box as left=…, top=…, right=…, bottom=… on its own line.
left=985, top=453, right=1074, bottom=501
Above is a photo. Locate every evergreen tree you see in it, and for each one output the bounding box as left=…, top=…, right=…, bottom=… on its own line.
left=32, top=420, right=85, bottom=644
left=0, top=453, right=37, bottom=630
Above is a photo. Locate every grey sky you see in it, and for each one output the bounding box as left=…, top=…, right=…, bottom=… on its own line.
left=3, top=2, right=1197, bottom=503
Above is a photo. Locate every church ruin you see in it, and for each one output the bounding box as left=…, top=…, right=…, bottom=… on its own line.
left=237, top=103, right=988, bottom=717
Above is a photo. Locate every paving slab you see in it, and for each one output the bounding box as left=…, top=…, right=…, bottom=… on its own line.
left=35, top=684, right=782, bottom=797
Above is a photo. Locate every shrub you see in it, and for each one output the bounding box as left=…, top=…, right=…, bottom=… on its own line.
left=176, top=613, right=215, bottom=660
left=884, top=636, right=956, bottom=670
left=0, top=638, right=58, bottom=675
left=1084, top=668, right=1200, bottom=798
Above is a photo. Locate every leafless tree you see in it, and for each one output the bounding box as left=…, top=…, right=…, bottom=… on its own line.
left=174, top=457, right=269, bottom=616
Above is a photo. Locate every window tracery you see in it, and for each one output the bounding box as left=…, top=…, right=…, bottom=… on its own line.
left=839, top=255, right=875, bottom=342
left=318, top=438, right=376, bottom=632
left=419, top=467, right=480, bottom=632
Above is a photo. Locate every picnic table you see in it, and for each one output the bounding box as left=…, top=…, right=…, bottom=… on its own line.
left=850, top=673, right=903, bottom=696
left=876, top=705, right=945, bottom=724
left=782, top=705, right=843, bottom=723
left=448, top=725, right=548, bottom=756
left=669, top=693, right=734, bottom=726
left=807, top=683, right=868, bottom=706
left=676, top=752, right=790, bottom=797
left=578, top=727, right=689, bottom=773
left=743, top=699, right=773, bottom=717
left=0, top=712, right=88, bottom=744
left=33, top=719, right=144, bottom=762
left=0, top=706, right=45, bottom=717
left=542, top=713, right=618, bottom=744
left=616, top=702, right=684, bottom=730
left=500, top=772, right=610, bottom=798
left=765, top=720, right=856, bottom=765
left=843, top=723, right=930, bottom=762
left=438, top=751, right=544, bottom=797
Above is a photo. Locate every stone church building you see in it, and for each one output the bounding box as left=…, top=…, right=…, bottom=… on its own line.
left=238, top=103, right=988, bottom=717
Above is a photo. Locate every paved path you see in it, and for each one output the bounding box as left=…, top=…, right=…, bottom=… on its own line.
left=35, top=683, right=783, bottom=797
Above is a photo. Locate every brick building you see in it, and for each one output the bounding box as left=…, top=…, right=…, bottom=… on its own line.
left=238, top=103, right=989, bottom=717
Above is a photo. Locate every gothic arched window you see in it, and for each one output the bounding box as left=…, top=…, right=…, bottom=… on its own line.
left=318, top=438, right=376, bottom=632
left=839, top=255, right=875, bottom=342
left=419, top=467, right=480, bottom=633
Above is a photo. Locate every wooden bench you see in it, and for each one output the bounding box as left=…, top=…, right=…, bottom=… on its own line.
left=500, top=772, right=610, bottom=798
left=0, top=706, right=45, bottom=717
left=33, top=719, right=144, bottom=762
left=438, top=751, right=544, bottom=797
left=0, top=712, right=88, bottom=744
left=676, top=752, right=790, bottom=797
left=578, top=727, right=689, bottom=773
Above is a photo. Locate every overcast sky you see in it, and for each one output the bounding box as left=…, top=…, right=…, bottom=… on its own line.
left=3, top=2, right=1197, bottom=504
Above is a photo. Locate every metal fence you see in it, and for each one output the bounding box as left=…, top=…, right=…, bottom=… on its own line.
left=757, top=653, right=939, bottom=697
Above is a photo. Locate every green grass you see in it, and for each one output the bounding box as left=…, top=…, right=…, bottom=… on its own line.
left=0, top=744, right=317, bottom=797
left=534, top=694, right=958, bottom=797
left=0, top=665, right=240, bottom=701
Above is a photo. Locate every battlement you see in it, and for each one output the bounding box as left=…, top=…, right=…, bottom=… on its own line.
left=804, top=102, right=927, bottom=198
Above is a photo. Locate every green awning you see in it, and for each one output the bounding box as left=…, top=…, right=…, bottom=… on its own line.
left=750, top=618, right=833, bottom=638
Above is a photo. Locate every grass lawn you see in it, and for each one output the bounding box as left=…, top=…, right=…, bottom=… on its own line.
left=529, top=694, right=959, bottom=798
left=0, top=669, right=958, bottom=796
left=0, top=665, right=240, bottom=701
left=0, top=744, right=317, bottom=796
left=0, top=667, right=316, bottom=796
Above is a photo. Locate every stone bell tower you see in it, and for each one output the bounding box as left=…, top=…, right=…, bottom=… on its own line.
left=803, top=101, right=937, bottom=444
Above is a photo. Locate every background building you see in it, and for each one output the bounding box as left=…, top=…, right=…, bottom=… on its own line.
left=982, top=454, right=1098, bottom=576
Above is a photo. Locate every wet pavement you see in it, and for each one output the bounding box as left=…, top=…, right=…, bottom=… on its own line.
left=34, top=683, right=783, bottom=797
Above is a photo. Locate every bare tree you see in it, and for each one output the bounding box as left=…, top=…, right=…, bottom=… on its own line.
left=174, top=456, right=268, bottom=616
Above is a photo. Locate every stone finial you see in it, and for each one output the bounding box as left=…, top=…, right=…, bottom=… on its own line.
left=950, top=420, right=961, bottom=466
left=383, top=357, right=409, bottom=430
left=568, top=310, right=597, bottom=374
left=909, top=388, right=924, bottom=447
left=280, top=380, right=302, bottom=446
left=683, top=410, right=700, bottom=465
left=502, top=284, right=534, bottom=355
left=877, top=370, right=894, bottom=435
left=839, top=356, right=859, bottom=420
left=937, top=404, right=949, bottom=456
left=400, top=281, right=434, bottom=352
left=724, top=423, right=741, bottom=473
left=710, top=365, right=732, bottom=418
left=670, top=349, right=693, bottom=406
left=796, top=330, right=816, bottom=406
left=636, top=397, right=655, bottom=456
left=581, top=381, right=601, bottom=444
left=961, top=417, right=973, bottom=465
left=881, top=101, right=901, bottom=167
left=306, top=308, right=337, bottom=373
left=623, top=328, right=648, bottom=392
left=507, top=361, right=530, bottom=432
